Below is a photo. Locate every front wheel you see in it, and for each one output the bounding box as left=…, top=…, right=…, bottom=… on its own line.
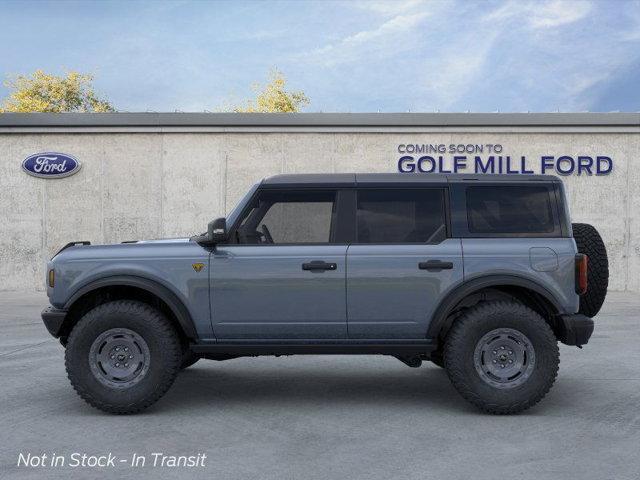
left=65, top=300, right=182, bottom=414
left=444, top=301, right=559, bottom=414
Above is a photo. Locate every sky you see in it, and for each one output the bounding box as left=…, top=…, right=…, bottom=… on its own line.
left=0, top=0, right=639, bottom=112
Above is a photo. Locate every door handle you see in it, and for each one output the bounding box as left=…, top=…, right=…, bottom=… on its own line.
left=302, top=261, right=337, bottom=271
left=419, top=260, right=454, bottom=271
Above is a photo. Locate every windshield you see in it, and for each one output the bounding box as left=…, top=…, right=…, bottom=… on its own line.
left=226, top=182, right=260, bottom=229
left=191, top=183, right=260, bottom=239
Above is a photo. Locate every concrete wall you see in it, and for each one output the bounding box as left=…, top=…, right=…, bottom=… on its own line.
left=1, top=130, right=638, bottom=291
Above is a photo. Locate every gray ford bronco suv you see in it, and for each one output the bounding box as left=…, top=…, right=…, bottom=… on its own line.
left=42, top=173, right=609, bottom=414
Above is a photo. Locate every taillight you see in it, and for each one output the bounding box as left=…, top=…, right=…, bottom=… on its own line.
left=575, top=254, right=588, bottom=295
left=48, top=269, right=55, bottom=288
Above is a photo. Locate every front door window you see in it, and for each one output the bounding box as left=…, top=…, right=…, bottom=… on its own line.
left=235, top=190, right=337, bottom=244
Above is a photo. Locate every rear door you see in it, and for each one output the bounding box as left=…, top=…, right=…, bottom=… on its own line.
left=346, top=187, right=463, bottom=339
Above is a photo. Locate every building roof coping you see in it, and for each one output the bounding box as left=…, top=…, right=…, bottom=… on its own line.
left=0, top=112, right=639, bottom=128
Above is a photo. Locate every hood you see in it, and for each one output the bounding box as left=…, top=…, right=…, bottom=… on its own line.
left=51, top=237, right=192, bottom=261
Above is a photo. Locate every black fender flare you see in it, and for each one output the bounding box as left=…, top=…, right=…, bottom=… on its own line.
left=426, top=274, right=563, bottom=339
left=63, top=275, right=197, bottom=339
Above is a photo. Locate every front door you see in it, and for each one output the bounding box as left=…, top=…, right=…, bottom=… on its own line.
left=346, top=188, right=463, bottom=339
left=211, top=188, right=348, bottom=339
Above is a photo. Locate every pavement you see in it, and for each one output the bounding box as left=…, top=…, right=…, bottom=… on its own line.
left=0, top=290, right=639, bottom=480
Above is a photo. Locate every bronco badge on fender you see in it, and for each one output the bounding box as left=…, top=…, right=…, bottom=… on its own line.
left=192, top=263, right=205, bottom=272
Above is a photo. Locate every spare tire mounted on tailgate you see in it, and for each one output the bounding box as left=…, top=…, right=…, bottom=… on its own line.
left=572, top=223, right=609, bottom=317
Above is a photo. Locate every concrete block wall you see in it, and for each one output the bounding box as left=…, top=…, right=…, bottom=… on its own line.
left=0, top=131, right=637, bottom=291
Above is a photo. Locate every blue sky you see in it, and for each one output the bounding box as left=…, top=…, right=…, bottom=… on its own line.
left=0, top=0, right=639, bottom=112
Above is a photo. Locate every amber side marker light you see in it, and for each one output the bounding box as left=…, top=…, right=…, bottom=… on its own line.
left=575, top=254, right=588, bottom=295
left=48, top=269, right=55, bottom=288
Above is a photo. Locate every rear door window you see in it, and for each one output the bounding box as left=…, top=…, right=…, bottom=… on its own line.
left=466, top=186, right=557, bottom=234
left=356, top=189, right=447, bottom=244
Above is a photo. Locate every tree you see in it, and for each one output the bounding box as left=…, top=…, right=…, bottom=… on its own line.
left=234, top=69, right=309, bottom=113
left=0, top=70, right=114, bottom=113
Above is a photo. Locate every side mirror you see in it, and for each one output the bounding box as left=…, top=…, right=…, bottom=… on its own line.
left=208, top=217, right=227, bottom=244
left=193, top=217, right=227, bottom=245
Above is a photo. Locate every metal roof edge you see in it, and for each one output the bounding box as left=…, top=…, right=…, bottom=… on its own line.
left=261, top=172, right=561, bottom=185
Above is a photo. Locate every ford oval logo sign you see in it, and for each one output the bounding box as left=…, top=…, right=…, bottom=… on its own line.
left=22, top=152, right=81, bottom=179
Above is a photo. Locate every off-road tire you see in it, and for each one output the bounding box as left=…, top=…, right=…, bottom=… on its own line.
left=65, top=300, right=182, bottom=414
left=444, top=301, right=559, bottom=414
left=572, top=222, right=609, bottom=317
left=180, top=351, right=200, bottom=370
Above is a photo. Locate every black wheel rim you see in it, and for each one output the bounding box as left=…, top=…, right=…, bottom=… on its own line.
left=473, top=328, right=535, bottom=389
left=89, top=328, right=150, bottom=389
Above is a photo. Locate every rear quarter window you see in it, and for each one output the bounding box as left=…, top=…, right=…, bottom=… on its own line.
left=466, top=186, right=557, bottom=235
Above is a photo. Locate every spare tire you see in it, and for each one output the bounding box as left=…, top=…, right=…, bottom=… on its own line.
left=572, top=223, right=609, bottom=317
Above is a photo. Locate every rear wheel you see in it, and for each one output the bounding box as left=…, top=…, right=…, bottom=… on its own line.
left=444, top=301, right=559, bottom=414
left=65, top=300, right=182, bottom=414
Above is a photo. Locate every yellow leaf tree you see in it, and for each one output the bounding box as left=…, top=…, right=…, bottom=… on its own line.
left=1, top=70, right=114, bottom=113
left=234, top=69, right=309, bottom=113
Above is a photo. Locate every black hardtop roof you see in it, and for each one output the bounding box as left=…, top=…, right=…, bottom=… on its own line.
left=262, top=173, right=561, bottom=187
